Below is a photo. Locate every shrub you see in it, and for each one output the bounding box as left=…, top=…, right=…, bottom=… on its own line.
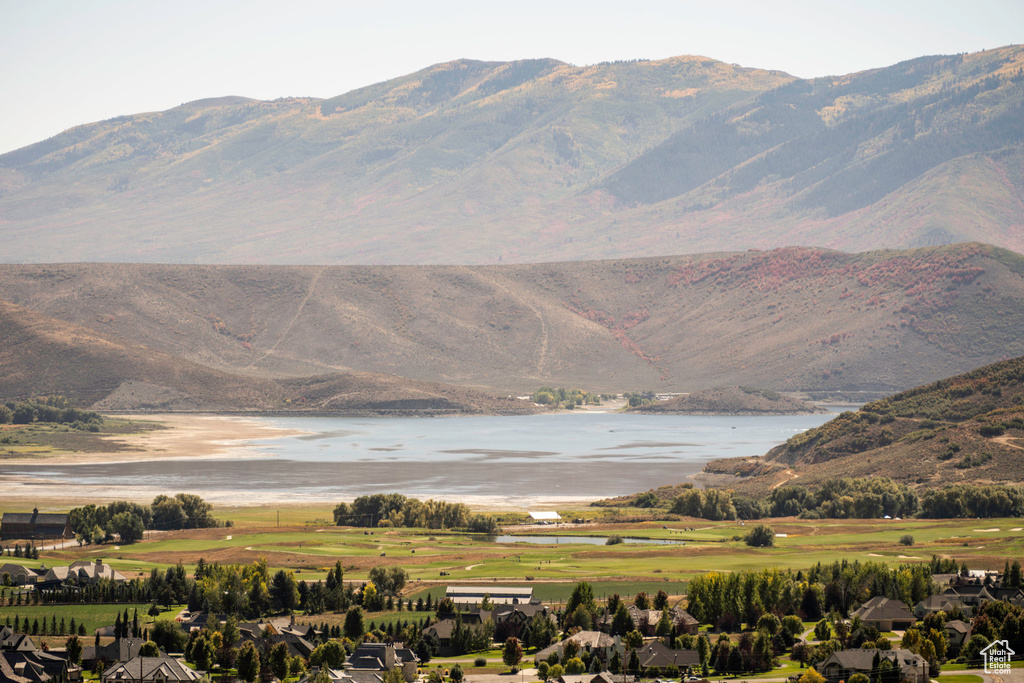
left=606, top=535, right=624, bottom=546
left=744, top=524, right=775, bottom=547
left=899, top=534, right=914, bottom=546
left=474, top=657, right=487, bottom=667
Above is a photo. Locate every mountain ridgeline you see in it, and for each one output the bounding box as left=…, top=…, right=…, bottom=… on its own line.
left=1, top=47, right=1023, bottom=264
left=1, top=244, right=1024, bottom=410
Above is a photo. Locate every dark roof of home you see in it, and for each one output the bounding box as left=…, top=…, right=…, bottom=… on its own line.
left=423, top=619, right=454, bottom=640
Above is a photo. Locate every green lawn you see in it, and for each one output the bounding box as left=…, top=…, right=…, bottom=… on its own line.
left=935, top=675, right=984, bottom=683
left=0, top=603, right=181, bottom=633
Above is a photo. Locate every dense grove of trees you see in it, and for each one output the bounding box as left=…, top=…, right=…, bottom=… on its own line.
left=662, top=478, right=1023, bottom=520
left=687, top=559, right=951, bottom=629
left=919, top=484, right=1024, bottom=518
left=0, top=396, right=102, bottom=429
left=333, top=493, right=498, bottom=532
left=69, top=494, right=220, bottom=544
left=530, top=387, right=605, bottom=408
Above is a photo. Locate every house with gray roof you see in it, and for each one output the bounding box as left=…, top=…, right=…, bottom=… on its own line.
left=634, top=641, right=699, bottom=670
left=345, top=643, right=417, bottom=682
left=0, top=565, right=44, bottom=587
left=534, top=631, right=619, bottom=667
left=913, top=594, right=966, bottom=620
left=100, top=656, right=202, bottom=683
left=851, top=597, right=916, bottom=631
left=821, top=649, right=927, bottom=683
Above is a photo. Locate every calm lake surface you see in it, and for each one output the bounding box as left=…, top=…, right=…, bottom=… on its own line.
left=1, top=413, right=833, bottom=505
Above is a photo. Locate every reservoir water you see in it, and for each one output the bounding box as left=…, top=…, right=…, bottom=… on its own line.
left=0, top=413, right=833, bottom=506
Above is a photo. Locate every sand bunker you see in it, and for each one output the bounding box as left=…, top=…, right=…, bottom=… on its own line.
left=974, top=528, right=1000, bottom=532
left=868, top=553, right=884, bottom=557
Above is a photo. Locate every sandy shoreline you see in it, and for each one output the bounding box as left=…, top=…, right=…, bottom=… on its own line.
left=0, top=414, right=600, bottom=510
left=1, top=413, right=306, bottom=466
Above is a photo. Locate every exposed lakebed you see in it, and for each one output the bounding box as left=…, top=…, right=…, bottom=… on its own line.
left=0, top=413, right=833, bottom=506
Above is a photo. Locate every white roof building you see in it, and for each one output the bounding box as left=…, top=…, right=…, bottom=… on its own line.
left=446, top=586, right=535, bottom=605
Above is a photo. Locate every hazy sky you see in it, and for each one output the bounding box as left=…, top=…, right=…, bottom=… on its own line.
left=1, top=0, right=1021, bottom=154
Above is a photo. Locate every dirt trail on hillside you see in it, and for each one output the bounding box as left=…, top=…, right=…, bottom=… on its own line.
left=248, top=267, right=324, bottom=369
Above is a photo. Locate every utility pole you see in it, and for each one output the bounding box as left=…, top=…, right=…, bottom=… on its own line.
left=277, top=510, right=280, bottom=528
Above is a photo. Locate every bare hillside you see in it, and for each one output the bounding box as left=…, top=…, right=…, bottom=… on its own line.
left=1, top=243, right=1023, bottom=395
left=704, top=355, right=1024, bottom=492
left=0, top=300, right=537, bottom=414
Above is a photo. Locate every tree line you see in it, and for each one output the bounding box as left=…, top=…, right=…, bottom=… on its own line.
left=663, top=478, right=1023, bottom=520
left=333, top=493, right=498, bottom=532
left=0, top=396, right=102, bottom=429
left=69, top=494, right=221, bottom=544
left=687, top=558, right=952, bottom=629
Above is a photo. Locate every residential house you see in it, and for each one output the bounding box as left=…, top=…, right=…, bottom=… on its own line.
left=851, top=597, right=916, bottom=631
left=235, top=621, right=315, bottom=659
left=534, top=631, right=619, bottom=667
left=0, top=511, right=72, bottom=542
left=944, top=620, right=972, bottom=651
left=913, top=595, right=966, bottom=620
left=81, top=639, right=145, bottom=670
left=100, top=656, right=203, bottom=683
left=0, top=632, right=75, bottom=683
left=0, top=565, right=43, bottom=587
left=942, top=585, right=996, bottom=611
left=296, top=668, right=388, bottom=683
left=0, top=631, right=36, bottom=653
left=821, top=649, right=928, bottom=683
left=37, top=560, right=126, bottom=589
left=345, top=643, right=418, bottom=682
left=556, top=673, right=614, bottom=683
left=612, top=606, right=699, bottom=637
left=633, top=641, right=700, bottom=670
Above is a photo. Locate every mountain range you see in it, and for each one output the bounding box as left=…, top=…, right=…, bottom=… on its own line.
left=1, top=46, right=1023, bottom=264
left=2, top=242, right=1024, bottom=408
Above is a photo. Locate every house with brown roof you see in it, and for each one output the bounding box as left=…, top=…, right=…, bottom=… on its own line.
left=100, top=656, right=202, bottom=683
left=0, top=511, right=71, bottom=541
left=851, top=597, right=916, bottom=631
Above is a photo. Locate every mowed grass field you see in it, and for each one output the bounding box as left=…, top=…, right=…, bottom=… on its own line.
left=25, top=512, right=1024, bottom=604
